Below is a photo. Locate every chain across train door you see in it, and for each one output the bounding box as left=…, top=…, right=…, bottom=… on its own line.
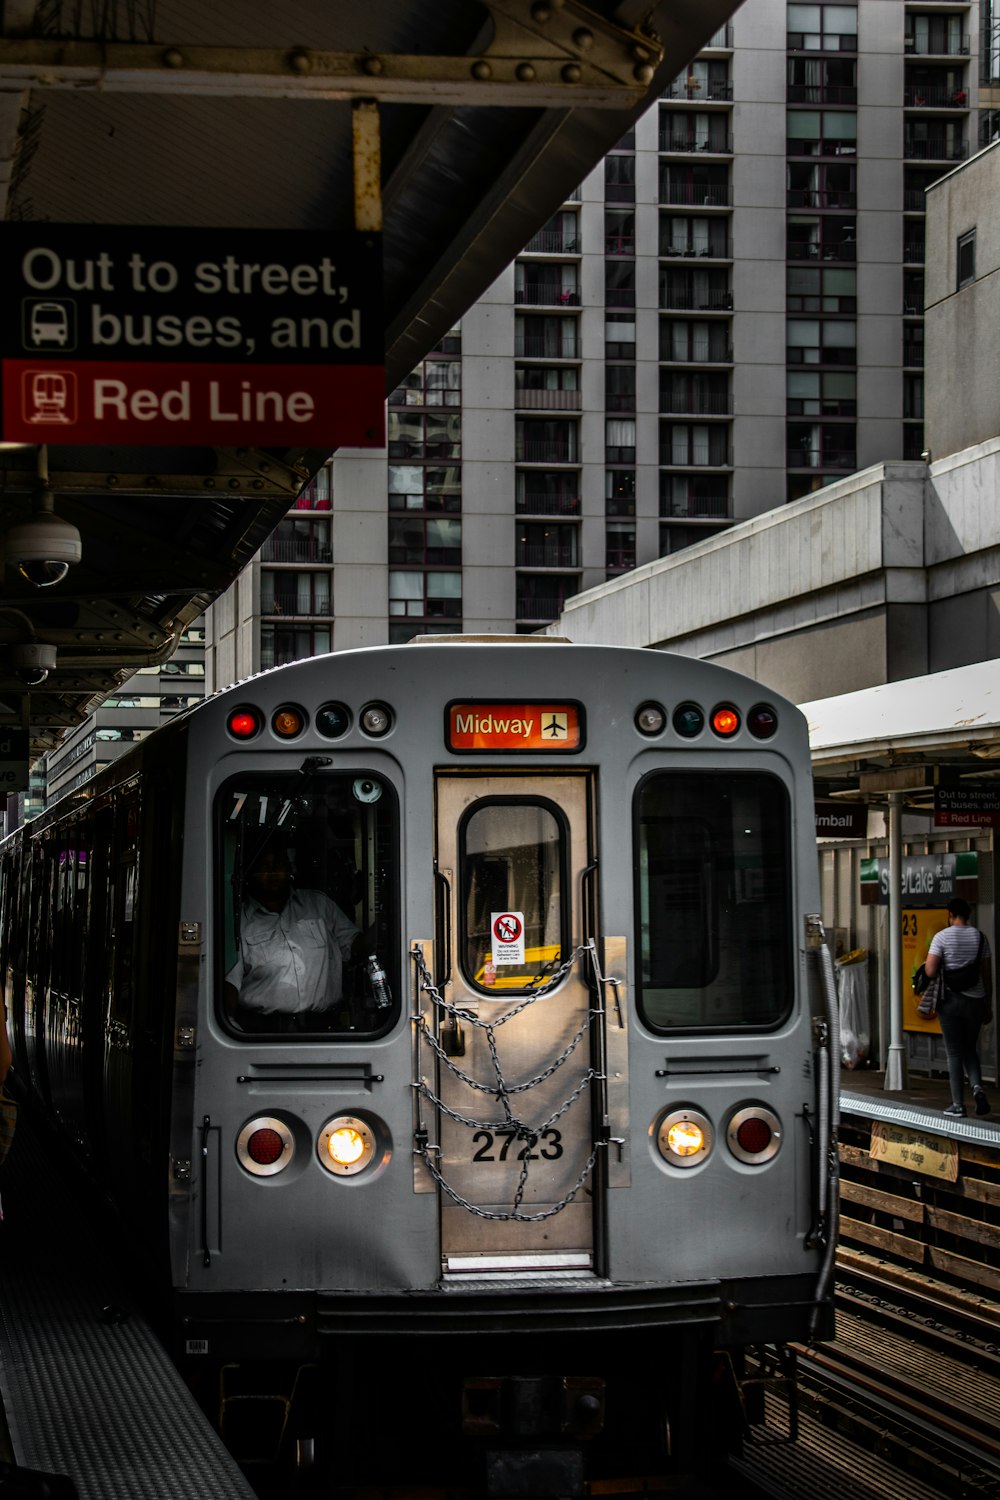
left=428, top=773, right=597, bottom=1272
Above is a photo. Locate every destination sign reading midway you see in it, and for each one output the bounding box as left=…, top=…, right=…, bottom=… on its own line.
left=448, top=702, right=583, bottom=752
left=0, top=225, right=384, bottom=447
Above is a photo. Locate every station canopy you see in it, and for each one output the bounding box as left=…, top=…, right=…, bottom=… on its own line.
left=801, top=659, right=1000, bottom=813
left=0, top=0, right=742, bottom=760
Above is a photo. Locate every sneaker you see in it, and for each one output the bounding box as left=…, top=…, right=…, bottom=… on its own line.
left=942, top=1103, right=967, bottom=1117
left=974, top=1090, right=991, bottom=1117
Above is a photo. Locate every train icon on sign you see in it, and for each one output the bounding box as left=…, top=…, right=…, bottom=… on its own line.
left=23, top=369, right=78, bottom=425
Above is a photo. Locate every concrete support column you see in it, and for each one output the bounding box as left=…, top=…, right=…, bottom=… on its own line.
left=885, top=791, right=907, bottom=1091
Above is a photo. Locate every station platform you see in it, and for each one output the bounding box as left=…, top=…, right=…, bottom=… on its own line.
left=0, top=1108, right=257, bottom=1500
left=839, top=1063, right=1000, bottom=1145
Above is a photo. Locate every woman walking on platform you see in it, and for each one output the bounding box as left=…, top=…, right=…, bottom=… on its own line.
left=924, top=898, right=993, bottom=1118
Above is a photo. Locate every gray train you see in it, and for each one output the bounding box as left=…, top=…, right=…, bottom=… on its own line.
left=1, top=639, right=838, bottom=1494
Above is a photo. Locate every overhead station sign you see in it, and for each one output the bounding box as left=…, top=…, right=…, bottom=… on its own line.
left=0, top=225, right=384, bottom=447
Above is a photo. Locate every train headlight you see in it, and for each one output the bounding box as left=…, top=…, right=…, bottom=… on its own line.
left=727, top=1105, right=782, bottom=1164
left=655, top=1108, right=714, bottom=1168
left=360, top=703, right=392, bottom=737
left=237, top=1116, right=295, bottom=1177
left=319, top=1114, right=376, bottom=1176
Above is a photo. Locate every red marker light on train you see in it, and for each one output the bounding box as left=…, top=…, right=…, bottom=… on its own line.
left=710, top=705, right=740, bottom=737
left=227, top=707, right=261, bottom=740
left=726, top=1106, right=782, bottom=1164
left=748, top=704, right=779, bottom=739
left=246, top=1127, right=286, bottom=1166
left=272, top=706, right=305, bottom=738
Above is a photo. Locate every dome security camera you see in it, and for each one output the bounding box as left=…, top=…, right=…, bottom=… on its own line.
left=9, top=640, right=57, bottom=686
left=4, top=497, right=82, bottom=588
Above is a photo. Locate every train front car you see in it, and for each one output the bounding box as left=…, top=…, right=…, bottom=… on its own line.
left=173, top=640, right=837, bottom=1491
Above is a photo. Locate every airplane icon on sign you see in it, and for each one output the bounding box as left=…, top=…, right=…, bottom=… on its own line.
left=542, top=713, right=568, bottom=739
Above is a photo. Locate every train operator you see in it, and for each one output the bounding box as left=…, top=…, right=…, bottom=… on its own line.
left=224, top=842, right=361, bottom=1032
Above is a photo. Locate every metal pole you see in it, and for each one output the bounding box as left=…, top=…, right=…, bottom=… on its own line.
left=884, top=792, right=906, bottom=1091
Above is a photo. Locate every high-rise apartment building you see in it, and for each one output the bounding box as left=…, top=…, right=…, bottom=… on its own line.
left=205, top=1, right=997, bottom=676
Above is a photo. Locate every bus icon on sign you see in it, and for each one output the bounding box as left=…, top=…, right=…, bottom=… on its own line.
left=23, top=369, right=77, bottom=425
left=24, top=299, right=75, bottom=350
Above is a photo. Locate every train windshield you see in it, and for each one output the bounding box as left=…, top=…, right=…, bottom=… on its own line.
left=216, top=772, right=397, bottom=1038
left=635, top=771, right=792, bottom=1031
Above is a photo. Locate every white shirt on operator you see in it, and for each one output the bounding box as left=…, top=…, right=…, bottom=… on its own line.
left=227, top=887, right=359, bottom=1015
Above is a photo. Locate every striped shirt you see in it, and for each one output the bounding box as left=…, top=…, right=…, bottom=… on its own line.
left=928, top=924, right=991, bottom=998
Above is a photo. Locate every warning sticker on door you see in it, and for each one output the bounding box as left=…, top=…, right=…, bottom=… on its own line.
left=491, top=911, right=525, bottom=965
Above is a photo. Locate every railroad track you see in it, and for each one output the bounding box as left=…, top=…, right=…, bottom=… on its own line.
left=731, top=1253, right=1000, bottom=1500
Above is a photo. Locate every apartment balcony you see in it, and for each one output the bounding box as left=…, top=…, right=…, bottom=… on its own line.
left=605, top=287, right=636, bottom=308
left=903, top=136, right=968, bottom=160
left=659, top=288, right=733, bottom=312
left=662, top=81, right=733, bottom=103
left=904, top=36, right=970, bottom=58
left=516, top=598, right=569, bottom=622
left=658, top=131, right=733, bottom=154
left=903, top=341, right=925, bottom=367
left=514, top=336, right=578, bottom=359
left=516, top=542, right=579, bottom=568
left=659, top=183, right=732, bottom=208
left=515, top=388, right=582, bottom=412
left=605, top=393, right=636, bottom=413
left=787, top=31, right=857, bottom=53
left=259, top=540, right=333, bottom=564
left=263, top=595, right=330, bottom=617
left=514, top=286, right=581, bottom=307
left=787, top=189, right=857, bottom=209
left=606, top=550, right=637, bottom=574
left=662, top=492, right=729, bottom=519
left=659, top=344, right=733, bottom=365
left=605, top=181, right=636, bottom=203
left=904, top=84, right=969, bottom=107
left=786, top=447, right=857, bottom=470
left=787, top=84, right=858, bottom=105
left=516, top=439, right=579, bottom=464
left=659, top=237, right=732, bottom=261
left=787, top=241, right=856, bottom=264
left=659, top=446, right=733, bottom=468
left=515, top=493, right=581, bottom=516
left=659, top=391, right=733, bottom=416
left=903, top=239, right=926, bottom=263
left=605, top=235, right=635, bottom=255
left=521, top=230, right=581, bottom=254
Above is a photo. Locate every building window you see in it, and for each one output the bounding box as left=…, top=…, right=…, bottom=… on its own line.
left=388, top=465, right=461, bottom=513
left=606, top=418, right=636, bottom=464
left=957, top=229, right=976, bottom=288
left=388, top=569, right=462, bottom=621
left=606, top=470, right=636, bottom=516
left=606, top=521, right=636, bottom=575
left=388, top=516, right=462, bottom=566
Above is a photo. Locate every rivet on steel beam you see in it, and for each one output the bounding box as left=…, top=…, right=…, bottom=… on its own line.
left=573, top=28, right=594, bottom=50
left=106, top=474, right=119, bottom=486
left=516, top=62, right=537, bottom=82
left=531, top=2, right=551, bottom=20
left=632, top=43, right=652, bottom=63
left=288, top=49, right=311, bottom=73
left=163, top=48, right=184, bottom=68
left=252, top=480, right=264, bottom=489
left=204, top=477, right=216, bottom=487
left=561, top=63, right=582, bottom=83
left=229, top=478, right=241, bottom=488
left=363, top=55, right=384, bottom=76
left=472, top=60, right=492, bottom=80
left=634, top=63, right=654, bottom=84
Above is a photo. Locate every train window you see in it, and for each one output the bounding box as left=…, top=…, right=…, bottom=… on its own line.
left=216, top=772, right=398, bottom=1039
left=635, top=772, right=792, bottom=1031
left=460, top=799, right=566, bottom=993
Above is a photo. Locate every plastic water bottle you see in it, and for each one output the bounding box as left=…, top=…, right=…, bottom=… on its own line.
left=367, top=955, right=391, bottom=1009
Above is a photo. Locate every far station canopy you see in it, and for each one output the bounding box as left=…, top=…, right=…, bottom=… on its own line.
left=801, top=659, right=1000, bottom=809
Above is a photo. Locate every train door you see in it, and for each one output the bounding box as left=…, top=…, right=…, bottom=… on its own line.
left=429, top=773, right=598, bottom=1273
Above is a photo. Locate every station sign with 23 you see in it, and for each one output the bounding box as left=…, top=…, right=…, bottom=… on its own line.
left=0, top=225, right=384, bottom=447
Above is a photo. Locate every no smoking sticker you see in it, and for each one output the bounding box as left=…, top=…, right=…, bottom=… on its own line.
left=491, top=911, right=525, bottom=965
